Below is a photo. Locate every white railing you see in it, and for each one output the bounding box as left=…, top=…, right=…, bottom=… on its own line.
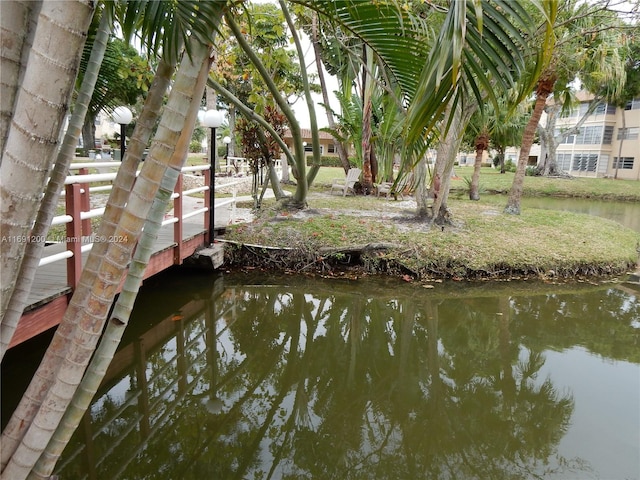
left=38, top=161, right=238, bottom=286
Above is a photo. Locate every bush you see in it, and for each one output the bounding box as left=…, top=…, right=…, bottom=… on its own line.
left=189, top=140, right=202, bottom=153
left=504, top=159, right=517, bottom=173
left=305, top=155, right=354, bottom=168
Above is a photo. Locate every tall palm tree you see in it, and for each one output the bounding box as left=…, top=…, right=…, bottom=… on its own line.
left=29, top=48, right=211, bottom=480
left=0, top=0, right=41, bottom=156
left=1, top=7, right=113, bottom=360
left=1, top=2, right=225, bottom=477
left=0, top=0, right=95, bottom=329
left=506, top=0, right=628, bottom=213
left=1, top=39, right=215, bottom=480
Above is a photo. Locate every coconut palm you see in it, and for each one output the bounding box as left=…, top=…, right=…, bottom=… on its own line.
left=1, top=1, right=225, bottom=477
left=505, top=0, right=629, bottom=214
left=29, top=53, right=210, bottom=480
left=1, top=39, right=215, bottom=480
left=1, top=7, right=113, bottom=361
left=0, top=0, right=95, bottom=330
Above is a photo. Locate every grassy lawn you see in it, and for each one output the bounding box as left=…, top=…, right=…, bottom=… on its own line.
left=310, top=165, right=640, bottom=201
left=224, top=167, right=640, bottom=281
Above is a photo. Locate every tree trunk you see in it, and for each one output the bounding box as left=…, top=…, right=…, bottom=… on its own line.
left=414, top=155, right=430, bottom=216
left=3, top=52, right=177, bottom=456
left=0, top=0, right=41, bottom=156
left=228, top=105, right=236, bottom=158
left=427, top=101, right=475, bottom=224
left=1, top=40, right=212, bottom=480
left=505, top=75, right=556, bottom=215
left=360, top=45, right=375, bottom=193
left=361, top=95, right=374, bottom=193
left=310, top=12, right=350, bottom=173
left=540, top=99, right=600, bottom=177
left=81, top=113, right=96, bottom=156
left=0, top=0, right=94, bottom=338
left=469, top=131, right=488, bottom=200
left=614, top=110, right=626, bottom=179
left=538, top=104, right=558, bottom=175
left=29, top=66, right=206, bottom=478
left=1, top=11, right=112, bottom=360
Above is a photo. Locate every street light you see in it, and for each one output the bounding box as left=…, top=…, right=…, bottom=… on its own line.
left=202, top=110, right=224, bottom=242
left=223, top=135, right=231, bottom=163
left=112, top=106, right=133, bottom=160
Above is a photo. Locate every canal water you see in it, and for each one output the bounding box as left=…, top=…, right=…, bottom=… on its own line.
left=1, top=197, right=639, bottom=479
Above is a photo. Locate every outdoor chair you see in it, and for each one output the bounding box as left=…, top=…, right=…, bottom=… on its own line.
left=331, top=168, right=361, bottom=196
left=377, top=172, right=413, bottom=200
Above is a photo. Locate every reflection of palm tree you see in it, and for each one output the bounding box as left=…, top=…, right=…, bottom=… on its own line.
left=57, top=278, right=591, bottom=479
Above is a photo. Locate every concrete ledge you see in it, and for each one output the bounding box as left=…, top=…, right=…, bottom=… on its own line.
left=183, top=244, right=224, bottom=270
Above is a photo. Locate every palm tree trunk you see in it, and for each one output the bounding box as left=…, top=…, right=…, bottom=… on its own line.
left=0, top=0, right=41, bottom=155
left=1, top=52, right=177, bottom=470
left=469, top=131, right=488, bottom=200
left=29, top=68, right=207, bottom=478
left=81, top=114, right=97, bottom=156
left=429, top=101, right=475, bottom=224
left=614, top=110, right=626, bottom=179
left=360, top=46, right=375, bottom=193
left=311, top=12, right=351, bottom=173
left=505, top=75, right=556, bottom=215
left=0, top=0, right=94, bottom=326
left=414, top=155, right=430, bottom=216
left=504, top=94, right=547, bottom=214
left=225, top=10, right=307, bottom=207
left=1, top=9, right=112, bottom=361
left=1, top=40, right=212, bottom=480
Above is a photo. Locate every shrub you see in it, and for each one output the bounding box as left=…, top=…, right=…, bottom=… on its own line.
left=189, top=140, right=202, bottom=153
left=504, top=159, right=517, bottom=172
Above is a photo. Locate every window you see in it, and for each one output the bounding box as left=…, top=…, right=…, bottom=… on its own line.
left=578, top=103, right=590, bottom=117
left=624, top=98, right=640, bottom=110
left=556, top=153, right=572, bottom=171
left=328, top=143, right=336, bottom=153
left=617, top=127, right=639, bottom=140
left=304, top=143, right=313, bottom=152
left=613, top=157, right=635, bottom=169
left=606, top=104, right=617, bottom=115
left=602, top=126, right=614, bottom=144
left=575, top=126, right=603, bottom=144
left=572, top=153, right=598, bottom=172
left=556, top=128, right=575, bottom=144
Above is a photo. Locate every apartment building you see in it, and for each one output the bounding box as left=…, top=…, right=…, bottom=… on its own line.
left=554, top=92, right=640, bottom=180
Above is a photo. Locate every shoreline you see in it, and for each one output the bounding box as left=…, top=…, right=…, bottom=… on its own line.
left=220, top=194, right=640, bottom=283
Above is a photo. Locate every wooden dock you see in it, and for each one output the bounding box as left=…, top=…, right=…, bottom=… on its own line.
left=12, top=222, right=213, bottom=348
left=8, top=165, right=245, bottom=349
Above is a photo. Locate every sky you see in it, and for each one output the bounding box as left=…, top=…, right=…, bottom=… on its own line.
left=288, top=31, right=340, bottom=130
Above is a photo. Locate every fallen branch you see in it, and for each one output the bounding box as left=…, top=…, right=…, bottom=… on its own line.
left=318, top=242, right=400, bottom=255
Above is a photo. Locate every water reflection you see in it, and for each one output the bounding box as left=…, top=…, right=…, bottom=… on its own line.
left=32, top=272, right=638, bottom=480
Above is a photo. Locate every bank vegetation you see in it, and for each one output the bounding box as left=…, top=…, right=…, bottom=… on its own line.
left=221, top=170, right=640, bottom=282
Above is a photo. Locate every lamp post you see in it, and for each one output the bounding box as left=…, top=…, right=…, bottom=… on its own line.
left=202, top=109, right=224, bottom=242
left=112, top=106, right=133, bottom=160
left=223, top=135, right=231, bottom=167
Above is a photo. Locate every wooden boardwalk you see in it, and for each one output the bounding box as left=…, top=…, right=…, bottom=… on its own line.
left=11, top=197, right=234, bottom=349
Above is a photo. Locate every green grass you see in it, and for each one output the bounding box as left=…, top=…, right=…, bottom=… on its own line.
left=224, top=188, right=640, bottom=281
left=308, top=165, right=640, bottom=201
left=451, top=166, right=640, bottom=201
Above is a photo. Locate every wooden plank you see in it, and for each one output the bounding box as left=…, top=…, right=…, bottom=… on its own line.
left=10, top=294, right=69, bottom=348
left=12, top=221, right=208, bottom=348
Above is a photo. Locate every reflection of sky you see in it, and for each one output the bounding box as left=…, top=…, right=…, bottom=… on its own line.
left=538, top=346, right=640, bottom=480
